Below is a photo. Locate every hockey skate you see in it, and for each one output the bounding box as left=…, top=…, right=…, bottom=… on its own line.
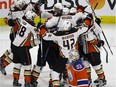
left=25, top=82, right=33, bottom=87
left=60, top=79, right=69, bottom=87
left=94, top=78, right=107, bottom=87
left=0, top=57, right=7, bottom=75
left=13, top=80, right=22, bottom=87
left=31, top=80, right=38, bottom=87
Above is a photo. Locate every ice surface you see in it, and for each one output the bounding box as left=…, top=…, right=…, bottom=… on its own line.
left=0, top=24, right=116, bottom=87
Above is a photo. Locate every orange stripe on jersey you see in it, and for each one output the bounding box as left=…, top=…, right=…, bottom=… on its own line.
left=13, top=20, right=21, bottom=33
left=87, top=39, right=99, bottom=53
left=75, top=42, right=79, bottom=50
left=66, top=60, right=89, bottom=87
left=23, top=33, right=32, bottom=46
left=20, top=33, right=32, bottom=47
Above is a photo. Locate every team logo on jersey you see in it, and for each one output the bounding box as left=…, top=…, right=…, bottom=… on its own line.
left=73, top=61, right=84, bottom=71
left=48, top=34, right=52, bottom=37
left=68, top=70, right=73, bottom=82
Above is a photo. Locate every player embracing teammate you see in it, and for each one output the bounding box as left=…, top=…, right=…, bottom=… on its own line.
left=0, top=0, right=107, bottom=87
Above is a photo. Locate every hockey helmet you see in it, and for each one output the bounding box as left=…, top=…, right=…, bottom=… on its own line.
left=25, top=11, right=37, bottom=21
left=54, top=3, right=64, bottom=10
left=14, top=0, right=26, bottom=9
left=61, top=21, right=72, bottom=31
left=76, top=5, right=87, bottom=13
left=62, top=7, right=70, bottom=14
left=84, top=13, right=94, bottom=26
left=70, top=7, right=77, bottom=14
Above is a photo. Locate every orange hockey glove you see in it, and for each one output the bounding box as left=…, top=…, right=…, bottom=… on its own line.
left=39, top=25, right=47, bottom=37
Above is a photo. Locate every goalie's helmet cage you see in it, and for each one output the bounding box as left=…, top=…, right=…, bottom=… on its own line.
left=69, top=49, right=79, bottom=62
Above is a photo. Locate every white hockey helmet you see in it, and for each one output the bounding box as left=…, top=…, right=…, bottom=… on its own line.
left=62, top=7, right=69, bottom=14
left=61, top=21, right=72, bottom=31
left=14, top=0, right=26, bottom=9
left=70, top=7, right=77, bottom=14
left=25, top=11, right=37, bottom=21
left=69, top=49, right=79, bottom=62
left=54, top=3, right=63, bottom=10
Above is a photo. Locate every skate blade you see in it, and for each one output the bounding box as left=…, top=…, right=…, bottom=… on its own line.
left=13, top=86, right=21, bottom=87
left=94, top=83, right=107, bottom=87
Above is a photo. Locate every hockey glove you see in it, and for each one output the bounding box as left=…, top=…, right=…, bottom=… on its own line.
left=39, top=25, right=47, bottom=37
left=8, top=19, right=15, bottom=26
left=95, top=18, right=101, bottom=25
left=4, top=17, right=8, bottom=24
left=97, top=40, right=104, bottom=47
left=37, top=22, right=43, bottom=28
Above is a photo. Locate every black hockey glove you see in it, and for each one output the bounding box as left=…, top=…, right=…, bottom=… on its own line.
left=8, top=19, right=15, bottom=26
left=37, top=22, right=43, bottom=28
left=95, top=18, right=101, bottom=25
left=97, top=40, right=104, bottom=47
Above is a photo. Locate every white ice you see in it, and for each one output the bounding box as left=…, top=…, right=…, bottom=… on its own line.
left=0, top=24, right=116, bottom=87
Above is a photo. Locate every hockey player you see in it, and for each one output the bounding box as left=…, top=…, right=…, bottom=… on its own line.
left=11, top=10, right=38, bottom=87
left=66, top=48, right=91, bottom=87
left=78, top=13, right=107, bottom=87
left=0, top=0, right=43, bottom=75
left=30, top=3, right=64, bottom=87
left=0, top=0, right=27, bottom=75
left=38, top=20, right=89, bottom=87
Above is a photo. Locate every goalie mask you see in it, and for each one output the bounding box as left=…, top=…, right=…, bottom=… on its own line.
left=14, top=0, right=26, bottom=9
left=69, top=49, right=79, bottom=63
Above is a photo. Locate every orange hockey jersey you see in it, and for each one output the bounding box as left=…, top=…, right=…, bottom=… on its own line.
left=66, top=60, right=91, bottom=87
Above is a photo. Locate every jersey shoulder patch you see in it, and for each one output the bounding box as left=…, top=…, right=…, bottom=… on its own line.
left=73, top=60, right=85, bottom=71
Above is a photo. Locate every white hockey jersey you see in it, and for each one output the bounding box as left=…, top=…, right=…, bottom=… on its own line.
left=45, top=12, right=86, bottom=29
left=43, top=27, right=88, bottom=58
left=13, top=19, right=38, bottom=47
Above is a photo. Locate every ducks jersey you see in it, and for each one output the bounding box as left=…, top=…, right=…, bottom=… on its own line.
left=42, top=27, right=88, bottom=58
left=13, top=19, right=37, bottom=47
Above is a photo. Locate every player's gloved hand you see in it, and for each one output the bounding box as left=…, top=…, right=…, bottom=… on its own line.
left=37, top=22, right=43, bottom=28
left=39, top=25, right=47, bottom=38
left=97, top=40, right=104, bottom=47
left=4, top=17, right=8, bottom=24
left=8, top=19, right=15, bottom=26
left=95, top=18, right=101, bottom=25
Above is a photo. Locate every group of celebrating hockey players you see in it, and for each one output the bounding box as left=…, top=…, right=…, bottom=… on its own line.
left=0, top=0, right=107, bottom=87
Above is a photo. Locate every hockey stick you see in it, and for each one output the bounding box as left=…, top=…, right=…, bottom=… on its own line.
left=38, top=0, right=48, bottom=70
left=86, top=0, right=113, bottom=55
left=91, top=29, right=108, bottom=63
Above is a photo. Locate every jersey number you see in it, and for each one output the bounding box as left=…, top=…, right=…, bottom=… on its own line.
left=19, top=26, right=26, bottom=37
left=63, top=39, right=75, bottom=50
